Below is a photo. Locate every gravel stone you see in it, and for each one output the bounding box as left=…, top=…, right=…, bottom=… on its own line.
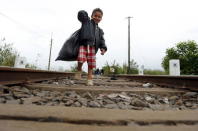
left=117, top=102, right=130, bottom=109
left=145, top=96, right=155, bottom=103
left=82, top=92, right=93, bottom=99
left=183, top=92, right=197, bottom=97
left=142, top=83, right=153, bottom=88
left=65, top=100, right=74, bottom=106
left=88, top=101, right=101, bottom=108
left=131, top=98, right=149, bottom=107
left=78, top=98, right=88, bottom=106
left=73, top=101, right=81, bottom=107
left=2, top=79, right=198, bottom=111
left=159, top=97, right=169, bottom=104
left=169, top=96, right=179, bottom=101
left=103, top=99, right=115, bottom=104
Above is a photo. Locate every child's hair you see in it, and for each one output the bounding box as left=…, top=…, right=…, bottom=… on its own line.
left=91, top=8, right=103, bottom=16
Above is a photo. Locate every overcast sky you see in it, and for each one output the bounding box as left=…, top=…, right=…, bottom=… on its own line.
left=0, top=0, right=198, bottom=71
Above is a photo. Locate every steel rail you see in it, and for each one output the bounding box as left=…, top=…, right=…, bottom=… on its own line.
left=0, top=67, right=75, bottom=85
left=115, top=75, right=198, bottom=91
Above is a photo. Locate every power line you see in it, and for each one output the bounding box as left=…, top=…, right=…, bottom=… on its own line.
left=0, top=11, right=47, bottom=38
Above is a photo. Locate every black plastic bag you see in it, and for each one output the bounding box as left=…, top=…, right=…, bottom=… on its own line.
left=56, top=30, right=80, bottom=61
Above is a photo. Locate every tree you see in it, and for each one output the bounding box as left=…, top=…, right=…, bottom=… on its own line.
left=162, top=40, right=198, bottom=75
left=0, top=38, right=18, bottom=67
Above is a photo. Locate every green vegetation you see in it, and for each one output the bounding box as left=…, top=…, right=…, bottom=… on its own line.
left=144, top=69, right=167, bottom=75
left=162, top=40, right=198, bottom=75
left=2, top=37, right=197, bottom=75
left=102, top=60, right=138, bottom=75
left=70, top=63, right=78, bottom=72
left=0, top=39, right=18, bottom=67
left=25, top=63, right=38, bottom=69
left=0, top=38, right=38, bottom=69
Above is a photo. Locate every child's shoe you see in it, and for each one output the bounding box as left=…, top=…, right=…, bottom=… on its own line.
left=86, top=80, right=93, bottom=86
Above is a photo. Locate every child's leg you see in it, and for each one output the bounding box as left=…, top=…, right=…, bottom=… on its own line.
left=87, top=67, right=93, bottom=86
left=88, top=67, right=93, bottom=80
left=77, top=62, right=83, bottom=72
left=86, top=46, right=96, bottom=86
left=74, top=62, right=83, bottom=80
left=76, top=45, right=86, bottom=80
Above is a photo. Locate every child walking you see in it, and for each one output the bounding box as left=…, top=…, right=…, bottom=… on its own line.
left=77, top=8, right=107, bottom=86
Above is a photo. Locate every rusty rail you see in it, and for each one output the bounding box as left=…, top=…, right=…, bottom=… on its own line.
left=115, top=75, right=198, bottom=91
left=1, top=67, right=198, bottom=91
left=0, top=67, right=75, bottom=85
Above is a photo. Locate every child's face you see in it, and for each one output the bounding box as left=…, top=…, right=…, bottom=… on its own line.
left=91, top=11, right=103, bottom=24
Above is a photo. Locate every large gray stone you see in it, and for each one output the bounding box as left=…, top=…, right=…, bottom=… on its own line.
left=103, top=99, right=115, bottom=104
left=73, top=101, right=81, bottom=107
left=131, top=98, right=149, bottom=107
left=107, top=93, right=119, bottom=99
left=65, top=91, right=80, bottom=98
left=158, top=97, right=169, bottom=104
left=88, top=101, right=101, bottom=108
left=118, top=94, right=131, bottom=101
left=117, top=102, right=130, bottom=109
left=145, top=96, right=155, bottom=104
left=169, top=96, right=180, bottom=105
left=35, top=91, right=47, bottom=97
left=78, top=98, right=88, bottom=106
left=169, top=96, right=179, bottom=101
left=82, top=92, right=93, bottom=99
left=64, top=100, right=74, bottom=106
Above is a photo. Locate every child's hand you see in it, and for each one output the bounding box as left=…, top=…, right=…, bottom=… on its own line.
left=100, top=49, right=106, bottom=55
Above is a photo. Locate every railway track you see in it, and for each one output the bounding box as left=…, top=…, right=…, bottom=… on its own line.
left=0, top=67, right=75, bottom=85
left=116, top=74, right=198, bottom=91
left=0, top=67, right=198, bottom=130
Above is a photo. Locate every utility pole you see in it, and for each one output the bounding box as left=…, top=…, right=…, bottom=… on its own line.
left=127, top=16, right=133, bottom=74
left=48, top=33, right=53, bottom=70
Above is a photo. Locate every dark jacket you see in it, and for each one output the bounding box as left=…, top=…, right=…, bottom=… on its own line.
left=55, top=10, right=107, bottom=61
left=78, top=10, right=107, bottom=53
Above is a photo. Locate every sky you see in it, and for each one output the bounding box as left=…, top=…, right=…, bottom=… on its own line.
left=0, top=0, right=198, bottom=71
